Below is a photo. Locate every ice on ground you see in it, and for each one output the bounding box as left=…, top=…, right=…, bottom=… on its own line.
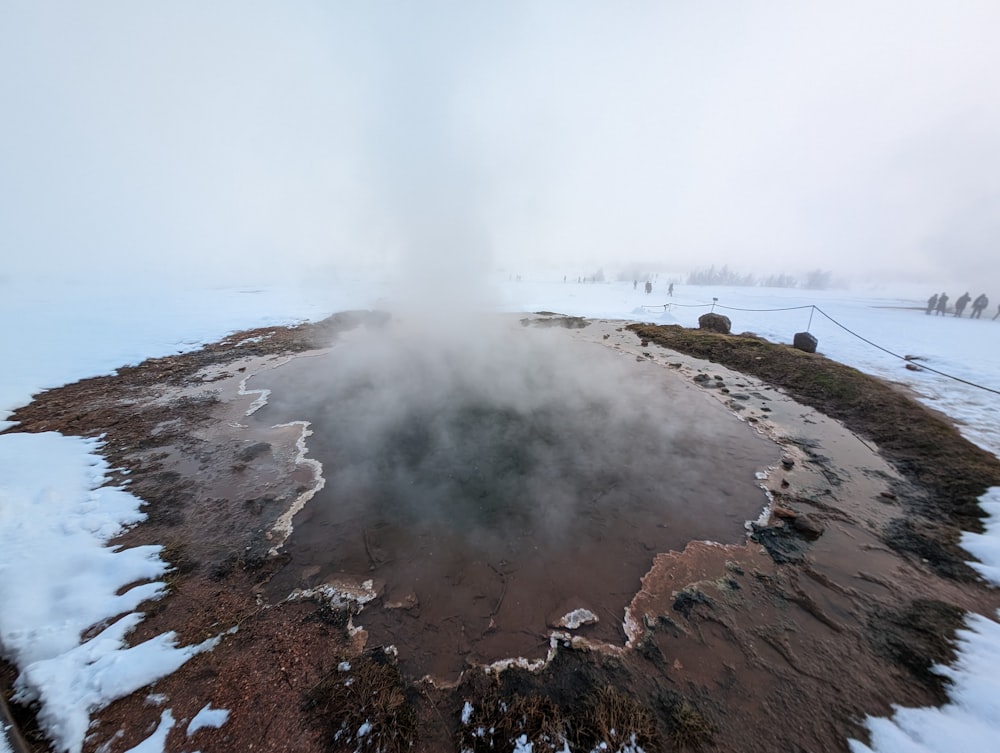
left=0, top=432, right=220, bottom=753
left=186, top=704, right=230, bottom=736
left=1, top=727, right=13, bottom=753
left=122, top=709, right=174, bottom=753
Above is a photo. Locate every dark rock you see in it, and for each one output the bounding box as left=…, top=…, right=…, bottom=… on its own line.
left=793, top=331, right=818, bottom=353
left=781, top=455, right=795, bottom=469
left=790, top=513, right=824, bottom=540
left=751, top=524, right=807, bottom=564
left=698, top=313, right=732, bottom=334
left=237, top=442, right=272, bottom=463
left=672, top=589, right=713, bottom=618
left=693, top=373, right=710, bottom=383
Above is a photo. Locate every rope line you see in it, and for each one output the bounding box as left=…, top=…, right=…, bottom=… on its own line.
left=810, top=306, right=1000, bottom=396
left=641, top=299, right=1000, bottom=396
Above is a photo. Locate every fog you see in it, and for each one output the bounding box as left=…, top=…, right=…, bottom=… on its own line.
left=3, top=1, right=1000, bottom=290
left=254, top=315, right=774, bottom=562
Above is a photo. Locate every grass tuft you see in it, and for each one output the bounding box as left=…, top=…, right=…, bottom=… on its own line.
left=306, top=649, right=417, bottom=753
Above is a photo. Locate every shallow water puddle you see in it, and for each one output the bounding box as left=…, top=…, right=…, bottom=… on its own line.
left=248, top=323, right=778, bottom=679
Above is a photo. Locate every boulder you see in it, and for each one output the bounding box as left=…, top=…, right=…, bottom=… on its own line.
left=793, top=331, right=818, bottom=353
left=698, top=312, right=732, bottom=334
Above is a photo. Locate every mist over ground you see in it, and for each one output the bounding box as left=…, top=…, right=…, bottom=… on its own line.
left=2, top=1, right=999, bottom=292
left=255, top=315, right=775, bottom=557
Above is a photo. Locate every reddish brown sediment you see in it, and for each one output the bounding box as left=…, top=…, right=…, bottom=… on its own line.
left=2, top=313, right=998, bottom=753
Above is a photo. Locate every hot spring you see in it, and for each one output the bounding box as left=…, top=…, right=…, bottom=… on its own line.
left=248, top=315, right=778, bottom=678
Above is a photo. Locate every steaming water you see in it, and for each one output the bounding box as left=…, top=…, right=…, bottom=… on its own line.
left=250, top=318, right=777, bottom=678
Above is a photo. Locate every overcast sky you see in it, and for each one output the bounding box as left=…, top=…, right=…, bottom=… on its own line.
left=2, top=1, right=999, bottom=288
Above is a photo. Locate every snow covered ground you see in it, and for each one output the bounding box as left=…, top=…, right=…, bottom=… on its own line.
left=1, top=274, right=998, bottom=752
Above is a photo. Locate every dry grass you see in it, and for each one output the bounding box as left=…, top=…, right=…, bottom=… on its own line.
left=458, top=684, right=665, bottom=753
left=576, top=686, right=662, bottom=752
left=306, top=649, right=417, bottom=753
left=663, top=697, right=715, bottom=751
left=457, top=688, right=568, bottom=753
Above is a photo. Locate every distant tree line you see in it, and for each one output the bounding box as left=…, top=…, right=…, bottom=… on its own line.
left=687, top=265, right=836, bottom=290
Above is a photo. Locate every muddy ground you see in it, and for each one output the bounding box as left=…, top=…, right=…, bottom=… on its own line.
left=3, top=312, right=1000, bottom=753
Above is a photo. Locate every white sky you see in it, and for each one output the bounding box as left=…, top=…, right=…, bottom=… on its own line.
left=2, top=1, right=999, bottom=288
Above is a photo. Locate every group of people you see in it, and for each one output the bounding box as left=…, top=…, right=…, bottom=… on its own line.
left=633, top=281, right=674, bottom=296
left=926, top=291, right=996, bottom=319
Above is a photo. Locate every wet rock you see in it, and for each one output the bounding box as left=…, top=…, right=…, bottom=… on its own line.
left=781, top=455, right=795, bottom=469
left=771, top=506, right=797, bottom=520
left=698, top=313, right=732, bottom=334
left=790, top=513, right=824, bottom=540
left=672, top=588, right=713, bottom=618
left=751, top=524, right=808, bottom=564
left=237, top=441, right=272, bottom=463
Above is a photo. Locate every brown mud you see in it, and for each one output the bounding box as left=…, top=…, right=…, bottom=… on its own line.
left=2, top=313, right=1000, bottom=753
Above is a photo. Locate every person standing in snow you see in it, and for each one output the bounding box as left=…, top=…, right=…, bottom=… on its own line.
left=954, top=291, right=971, bottom=317
left=936, top=292, right=949, bottom=315
left=668, top=283, right=674, bottom=296
left=971, top=293, right=989, bottom=318
left=926, top=293, right=938, bottom=314
left=994, top=304, right=1000, bottom=321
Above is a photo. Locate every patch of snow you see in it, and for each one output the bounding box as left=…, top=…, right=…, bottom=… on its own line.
left=849, top=609, right=1000, bottom=753
left=461, top=701, right=474, bottom=725
left=512, top=734, right=533, bottom=753
left=338, top=661, right=352, bottom=672
left=0, top=432, right=220, bottom=753
left=121, top=710, right=174, bottom=753
left=961, top=488, right=1000, bottom=586
left=185, top=704, right=230, bottom=736
left=1, top=728, right=13, bottom=753
left=356, top=721, right=372, bottom=738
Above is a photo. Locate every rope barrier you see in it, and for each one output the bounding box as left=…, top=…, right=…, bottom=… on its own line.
left=641, top=298, right=1000, bottom=396
left=810, top=306, right=1000, bottom=397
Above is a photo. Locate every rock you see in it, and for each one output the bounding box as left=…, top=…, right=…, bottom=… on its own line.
left=693, top=373, right=710, bottom=383
left=880, top=490, right=897, bottom=500
left=698, top=312, right=732, bottom=334
left=781, top=455, right=795, bottom=469
left=791, top=513, right=825, bottom=540
left=771, top=506, right=797, bottom=520
left=793, top=331, right=818, bottom=353
left=385, top=590, right=420, bottom=610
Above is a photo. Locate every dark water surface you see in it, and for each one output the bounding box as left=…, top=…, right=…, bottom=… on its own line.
left=249, top=325, right=778, bottom=679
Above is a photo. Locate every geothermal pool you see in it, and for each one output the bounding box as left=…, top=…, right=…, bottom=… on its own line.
left=248, top=318, right=778, bottom=678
